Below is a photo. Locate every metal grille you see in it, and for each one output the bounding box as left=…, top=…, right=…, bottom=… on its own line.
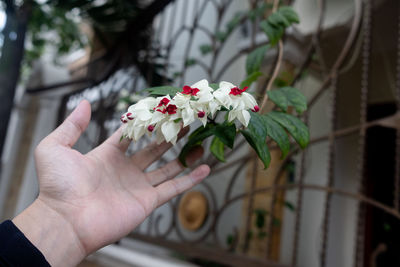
left=57, top=0, right=400, bottom=266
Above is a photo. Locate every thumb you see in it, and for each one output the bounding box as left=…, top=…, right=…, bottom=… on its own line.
left=47, top=100, right=91, bottom=147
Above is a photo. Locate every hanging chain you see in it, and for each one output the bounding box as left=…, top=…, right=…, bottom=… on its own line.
left=319, top=74, right=338, bottom=267
left=393, top=0, right=400, bottom=211
left=354, top=0, right=371, bottom=266
left=291, top=114, right=309, bottom=267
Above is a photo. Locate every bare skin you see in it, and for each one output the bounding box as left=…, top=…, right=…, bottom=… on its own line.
left=12, top=100, right=210, bottom=266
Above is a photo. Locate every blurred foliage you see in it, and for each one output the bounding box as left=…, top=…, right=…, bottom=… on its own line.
left=1, top=0, right=148, bottom=66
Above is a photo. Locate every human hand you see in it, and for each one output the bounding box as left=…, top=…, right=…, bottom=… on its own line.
left=12, top=100, right=210, bottom=266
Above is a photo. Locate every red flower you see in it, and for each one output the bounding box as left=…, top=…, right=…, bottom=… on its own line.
left=182, top=85, right=200, bottom=96
left=197, top=111, right=205, bottom=118
left=165, top=104, right=177, bottom=115
left=126, top=112, right=134, bottom=120
left=251, top=105, right=260, bottom=112
left=157, top=97, right=170, bottom=107
left=120, top=115, right=128, bottom=123
left=147, top=125, right=155, bottom=132
left=229, top=86, right=248, bottom=96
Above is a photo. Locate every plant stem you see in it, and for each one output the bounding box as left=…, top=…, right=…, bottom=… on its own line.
left=259, top=0, right=282, bottom=112
left=260, top=40, right=284, bottom=111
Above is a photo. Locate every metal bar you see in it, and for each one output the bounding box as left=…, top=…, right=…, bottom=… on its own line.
left=320, top=75, right=338, bottom=267
left=129, top=233, right=289, bottom=267
left=243, top=155, right=258, bottom=253
left=354, top=1, right=371, bottom=266
left=393, top=0, right=400, bottom=211
left=307, top=0, right=363, bottom=109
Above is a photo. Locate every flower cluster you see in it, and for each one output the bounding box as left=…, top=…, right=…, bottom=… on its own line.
left=120, top=79, right=259, bottom=144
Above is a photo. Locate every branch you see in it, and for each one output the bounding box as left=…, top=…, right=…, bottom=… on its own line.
left=26, top=77, right=95, bottom=94
left=260, top=40, right=283, bottom=111
left=259, top=0, right=282, bottom=111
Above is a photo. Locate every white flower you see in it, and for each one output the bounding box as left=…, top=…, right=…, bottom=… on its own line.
left=173, top=79, right=214, bottom=127
left=128, top=97, right=158, bottom=122
left=122, top=95, right=183, bottom=144
left=214, top=81, right=259, bottom=127
left=120, top=79, right=259, bottom=144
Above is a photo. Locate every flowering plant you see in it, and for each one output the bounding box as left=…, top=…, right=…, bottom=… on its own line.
left=120, top=79, right=309, bottom=169
left=119, top=6, right=309, bottom=169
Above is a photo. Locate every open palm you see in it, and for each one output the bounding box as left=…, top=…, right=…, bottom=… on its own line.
left=34, top=100, right=209, bottom=256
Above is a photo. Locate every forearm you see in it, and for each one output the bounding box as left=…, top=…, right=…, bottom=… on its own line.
left=12, top=198, right=86, bottom=267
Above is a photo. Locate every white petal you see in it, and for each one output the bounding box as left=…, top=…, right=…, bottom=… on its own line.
left=135, top=109, right=153, bottom=121
left=199, top=116, right=208, bottom=127
left=238, top=110, right=251, bottom=127
left=197, top=91, right=214, bottom=103
left=151, top=111, right=166, bottom=124
left=191, top=79, right=209, bottom=89
left=242, top=92, right=258, bottom=109
left=213, top=87, right=231, bottom=108
left=130, top=97, right=158, bottom=111
left=133, top=126, right=146, bottom=141
left=156, top=128, right=165, bottom=144
left=219, top=81, right=235, bottom=89
left=228, top=110, right=238, bottom=122
left=161, top=121, right=181, bottom=143
left=170, top=135, right=178, bottom=145
left=208, top=101, right=221, bottom=117
left=182, top=107, right=195, bottom=127
left=173, top=93, right=190, bottom=108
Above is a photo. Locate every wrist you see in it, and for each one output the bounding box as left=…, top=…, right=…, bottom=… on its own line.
left=12, top=198, right=86, bottom=266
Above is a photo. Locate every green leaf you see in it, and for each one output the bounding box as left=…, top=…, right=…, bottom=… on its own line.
left=226, top=234, right=233, bottom=245
left=214, top=122, right=236, bottom=148
left=240, top=71, right=263, bottom=88
left=267, top=87, right=307, bottom=114
left=145, top=86, right=180, bottom=97
left=255, top=211, right=265, bottom=228
left=268, top=11, right=290, bottom=27
left=284, top=201, right=296, bottom=211
left=260, top=20, right=284, bottom=46
left=281, top=87, right=307, bottom=114
left=180, top=125, right=215, bottom=166
left=248, top=2, right=271, bottom=21
left=241, top=113, right=271, bottom=168
left=185, top=58, right=197, bottom=67
left=210, top=137, right=226, bottom=162
left=188, top=123, right=213, bottom=139
left=254, top=208, right=268, bottom=216
left=215, top=31, right=227, bottom=42
left=262, top=115, right=290, bottom=158
left=267, top=111, right=309, bottom=149
left=173, top=71, right=182, bottom=79
left=209, top=83, right=219, bottom=90
left=267, top=89, right=289, bottom=112
left=260, top=7, right=300, bottom=46
left=246, top=44, right=269, bottom=75
left=199, top=44, right=212, bottom=55
left=226, top=12, right=242, bottom=33
left=278, top=6, right=300, bottom=24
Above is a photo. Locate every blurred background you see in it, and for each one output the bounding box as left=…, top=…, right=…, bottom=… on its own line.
left=0, top=0, right=399, bottom=266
